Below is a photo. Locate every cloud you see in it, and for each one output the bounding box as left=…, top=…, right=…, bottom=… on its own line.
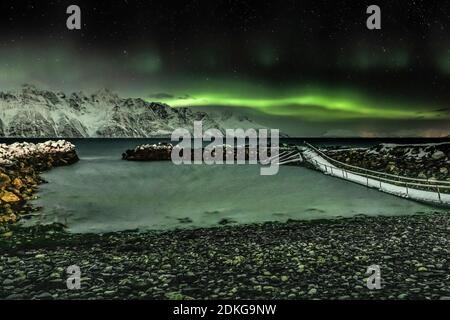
left=148, top=93, right=174, bottom=99
left=322, top=129, right=361, bottom=137
left=177, top=94, right=194, bottom=100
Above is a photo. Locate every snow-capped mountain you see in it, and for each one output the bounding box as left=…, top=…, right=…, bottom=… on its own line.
left=0, top=85, right=265, bottom=137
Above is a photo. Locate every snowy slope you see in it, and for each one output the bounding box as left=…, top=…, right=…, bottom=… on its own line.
left=0, top=85, right=267, bottom=138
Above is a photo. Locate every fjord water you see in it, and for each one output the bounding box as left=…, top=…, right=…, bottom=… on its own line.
left=27, top=139, right=441, bottom=233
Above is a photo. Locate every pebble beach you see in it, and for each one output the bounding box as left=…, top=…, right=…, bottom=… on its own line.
left=0, top=140, right=449, bottom=300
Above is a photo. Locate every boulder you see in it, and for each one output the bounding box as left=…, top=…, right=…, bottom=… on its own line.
left=431, top=151, right=445, bottom=160
left=12, top=178, right=23, bottom=189
left=417, top=172, right=427, bottom=179
left=0, top=191, right=21, bottom=203
left=0, top=172, right=11, bottom=189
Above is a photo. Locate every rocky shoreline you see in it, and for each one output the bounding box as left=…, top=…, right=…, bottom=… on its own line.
left=2, top=140, right=450, bottom=300
left=324, top=143, right=450, bottom=183
left=0, top=140, right=79, bottom=224
left=1, top=212, right=450, bottom=300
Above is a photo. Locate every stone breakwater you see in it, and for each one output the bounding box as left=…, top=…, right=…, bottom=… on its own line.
left=1, top=213, right=450, bottom=300
left=122, top=142, right=292, bottom=162
left=0, top=140, right=78, bottom=224
left=122, top=142, right=173, bottom=161
left=324, top=143, right=450, bottom=183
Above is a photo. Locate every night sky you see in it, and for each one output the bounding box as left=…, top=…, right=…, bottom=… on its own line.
left=0, top=0, right=449, bottom=137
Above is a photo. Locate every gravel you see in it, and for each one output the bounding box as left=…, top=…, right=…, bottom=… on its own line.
left=1, top=212, right=450, bottom=300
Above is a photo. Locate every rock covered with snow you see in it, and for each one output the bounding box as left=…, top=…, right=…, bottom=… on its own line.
left=121, top=142, right=173, bottom=161
left=0, top=140, right=76, bottom=165
left=123, top=142, right=289, bottom=162
left=432, top=150, right=446, bottom=160
left=303, top=146, right=450, bottom=206
left=325, top=142, right=450, bottom=182
left=1, top=140, right=78, bottom=224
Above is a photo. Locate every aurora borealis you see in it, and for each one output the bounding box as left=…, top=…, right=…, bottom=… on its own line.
left=0, top=0, right=449, bottom=137
left=149, top=87, right=444, bottom=120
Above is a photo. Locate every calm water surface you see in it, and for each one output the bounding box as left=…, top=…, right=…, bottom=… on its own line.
left=23, top=139, right=443, bottom=233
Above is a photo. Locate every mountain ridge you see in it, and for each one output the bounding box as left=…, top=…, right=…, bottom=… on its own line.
left=0, top=85, right=266, bottom=138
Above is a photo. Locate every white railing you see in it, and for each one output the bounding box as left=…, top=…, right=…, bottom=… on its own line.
left=303, top=142, right=450, bottom=204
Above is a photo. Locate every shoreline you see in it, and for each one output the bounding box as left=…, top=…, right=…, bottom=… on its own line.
left=0, top=140, right=79, bottom=224
left=1, top=212, right=450, bottom=299
left=324, top=142, right=450, bottom=186
left=1, top=139, right=449, bottom=300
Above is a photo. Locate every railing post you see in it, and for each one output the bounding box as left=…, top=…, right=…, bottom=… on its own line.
left=306, top=143, right=449, bottom=204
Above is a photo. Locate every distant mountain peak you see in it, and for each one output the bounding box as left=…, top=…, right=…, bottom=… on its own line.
left=21, top=83, right=37, bottom=89
left=0, top=85, right=268, bottom=138
left=93, top=87, right=117, bottom=97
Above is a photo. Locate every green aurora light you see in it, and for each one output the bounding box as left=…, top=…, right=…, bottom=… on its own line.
left=146, top=87, right=446, bottom=121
